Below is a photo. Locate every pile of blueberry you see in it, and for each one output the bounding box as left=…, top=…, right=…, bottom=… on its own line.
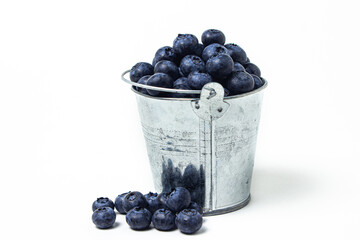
left=92, top=187, right=203, bottom=234
left=129, top=29, right=264, bottom=98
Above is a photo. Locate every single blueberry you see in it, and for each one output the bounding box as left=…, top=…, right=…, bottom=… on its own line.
left=251, top=74, right=264, bottom=89
left=115, top=192, right=130, bottom=214
left=92, top=197, right=114, bottom=212
left=157, top=192, right=171, bottom=210
left=130, top=62, right=154, bottom=83
left=176, top=209, right=203, bottom=234
left=167, top=187, right=191, bottom=213
left=173, top=34, right=198, bottom=57
left=146, top=73, right=174, bottom=97
left=188, top=71, right=212, bottom=90
left=135, top=75, right=151, bottom=95
left=153, top=46, right=179, bottom=66
left=244, top=63, right=261, bottom=77
left=206, top=54, right=234, bottom=80
left=144, top=192, right=163, bottom=213
left=202, top=43, right=229, bottom=62
left=152, top=209, right=176, bottom=231
left=179, top=55, right=205, bottom=77
left=225, top=43, right=248, bottom=64
left=226, top=71, right=255, bottom=95
left=122, top=191, right=148, bottom=213
left=154, top=60, right=180, bottom=80
left=126, top=207, right=152, bottom=230
left=188, top=202, right=203, bottom=215
left=201, top=29, right=226, bottom=46
left=194, top=43, right=204, bottom=57
left=233, top=62, right=245, bottom=72
left=173, top=77, right=190, bottom=88
left=92, top=207, right=116, bottom=229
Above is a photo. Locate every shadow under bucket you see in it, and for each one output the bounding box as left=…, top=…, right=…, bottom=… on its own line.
left=122, top=70, right=267, bottom=216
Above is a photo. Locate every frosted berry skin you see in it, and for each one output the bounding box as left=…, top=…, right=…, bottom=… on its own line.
left=144, top=192, right=163, bottom=213
left=122, top=191, right=148, bottom=213
left=226, top=71, right=255, bottom=95
left=130, top=62, right=154, bottom=83
left=188, top=71, right=212, bottom=90
left=201, top=29, right=226, bottom=46
left=92, top=207, right=116, bottom=229
left=115, top=192, right=130, bottom=214
left=153, top=46, right=179, bottom=66
left=244, top=63, right=261, bottom=77
left=152, top=209, right=176, bottom=231
left=146, top=73, right=174, bottom=97
left=176, top=209, right=203, bottom=234
left=225, top=43, right=248, bottom=65
left=206, top=54, right=234, bottom=80
left=166, top=187, right=191, bottom=213
left=126, top=207, right=152, bottom=230
left=92, top=197, right=115, bottom=212
left=179, top=55, right=206, bottom=77
left=233, top=62, right=245, bottom=72
left=173, top=34, right=199, bottom=57
left=154, top=60, right=180, bottom=80
left=202, top=43, right=229, bottom=62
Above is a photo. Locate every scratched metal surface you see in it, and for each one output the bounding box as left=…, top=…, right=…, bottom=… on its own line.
left=134, top=83, right=265, bottom=215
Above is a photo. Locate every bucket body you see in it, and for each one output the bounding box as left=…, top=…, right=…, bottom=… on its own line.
left=134, top=82, right=265, bottom=216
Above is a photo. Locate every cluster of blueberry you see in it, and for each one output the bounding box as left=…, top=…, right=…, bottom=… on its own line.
left=92, top=187, right=203, bottom=234
left=129, top=29, right=264, bottom=98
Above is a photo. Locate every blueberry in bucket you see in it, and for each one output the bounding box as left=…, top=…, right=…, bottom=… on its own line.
left=206, top=54, right=234, bottom=80
left=225, top=43, right=247, bottom=65
left=202, top=43, right=229, bottom=62
left=136, top=75, right=151, bottom=94
left=188, top=71, right=212, bottom=90
left=244, top=62, right=261, bottom=77
left=226, top=71, right=255, bottom=94
left=201, top=29, right=226, bottom=46
left=179, top=55, right=205, bottom=77
left=173, top=34, right=199, bottom=57
left=154, top=60, right=180, bottom=80
left=130, top=62, right=154, bottom=83
left=146, top=73, right=174, bottom=97
left=153, top=46, right=178, bottom=66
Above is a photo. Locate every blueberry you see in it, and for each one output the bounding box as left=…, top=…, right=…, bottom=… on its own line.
left=225, top=43, right=247, bottom=64
left=115, top=192, right=130, bottom=214
left=188, top=71, right=212, bottom=90
left=157, top=192, right=170, bottom=209
left=144, top=192, right=163, bottom=213
left=122, top=191, right=148, bottom=213
left=154, top=60, right=180, bottom=80
left=202, top=43, right=229, bottom=62
left=173, top=77, right=190, bottom=88
left=179, top=55, right=205, bottom=77
left=92, top=197, right=114, bottom=212
left=244, top=57, right=250, bottom=64
left=135, top=75, right=151, bottom=94
left=188, top=202, right=203, bottom=215
left=201, top=29, right=226, bottom=46
left=233, top=62, right=245, bottom=72
left=194, top=43, right=204, bottom=57
left=152, top=209, right=176, bottom=231
left=153, top=46, right=178, bottom=66
left=146, top=73, right=174, bottom=97
left=226, top=71, right=255, bottom=95
left=167, top=187, right=191, bottom=213
left=130, top=62, right=154, bottom=83
left=251, top=74, right=264, bottom=89
left=244, top=63, right=261, bottom=77
left=126, top=207, right=152, bottom=230
left=173, top=34, right=198, bottom=57
left=206, top=54, right=234, bottom=80
left=92, top=207, right=116, bottom=229
left=176, top=209, right=202, bottom=234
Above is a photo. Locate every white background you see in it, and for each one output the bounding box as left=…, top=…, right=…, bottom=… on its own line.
left=1, top=0, right=360, bottom=239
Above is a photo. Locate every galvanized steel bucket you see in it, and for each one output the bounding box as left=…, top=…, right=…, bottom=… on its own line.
left=121, top=70, right=267, bottom=216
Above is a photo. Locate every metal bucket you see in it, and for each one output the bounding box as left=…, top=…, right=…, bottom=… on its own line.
left=122, top=70, right=267, bottom=216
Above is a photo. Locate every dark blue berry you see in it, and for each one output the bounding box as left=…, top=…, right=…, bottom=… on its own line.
left=189, top=202, right=203, bottom=215
left=206, top=54, right=234, bottom=80
left=173, top=34, right=198, bottom=57
left=201, top=29, right=226, bottom=46
left=92, top=207, right=116, bottom=229
left=245, top=63, right=261, bottom=77
left=173, top=77, right=190, bottom=88
left=115, top=192, right=130, bottom=214
left=152, top=209, right=176, bottom=231
left=225, top=43, right=247, bottom=64
left=135, top=75, right=151, bottom=95
left=130, top=62, right=154, bottom=83
left=202, top=43, right=229, bottom=62
left=251, top=74, right=264, bottom=89
left=244, top=57, right=250, bottom=64
left=153, top=46, right=178, bottom=66
left=146, top=73, right=174, bottom=97
left=167, top=187, right=191, bottom=213
left=233, top=62, right=245, bottom=72
left=188, top=71, right=212, bottom=90
left=176, top=209, right=202, bottom=234
left=144, top=192, right=163, bottom=213
left=126, top=207, right=152, bottom=230
left=194, top=43, right=204, bottom=57
left=122, top=191, right=148, bottom=213
left=179, top=55, right=205, bottom=77
left=226, top=71, right=254, bottom=94
left=154, top=60, right=180, bottom=80
left=92, top=197, right=114, bottom=212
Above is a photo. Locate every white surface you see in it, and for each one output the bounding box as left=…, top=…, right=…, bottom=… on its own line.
left=1, top=0, right=360, bottom=239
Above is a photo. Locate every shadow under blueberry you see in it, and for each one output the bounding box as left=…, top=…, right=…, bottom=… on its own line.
left=96, top=221, right=120, bottom=230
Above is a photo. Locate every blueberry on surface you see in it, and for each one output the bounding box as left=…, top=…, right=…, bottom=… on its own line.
left=152, top=209, right=176, bottom=231
left=154, top=60, right=180, bottom=80
left=244, top=63, right=261, bottom=77
left=130, top=62, right=154, bottom=83
left=188, top=71, right=212, bottom=90
left=251, top=74, right=264, bottom=89
left=194, top=43, right=204, bottom=57
left=144, top=192, right=163, bottom=213
left=201, top=29, right=226, bottom=46
left=115, top=192, right=130, bottom=214
left=167, top=187, right=191, bottom=213
left=126, top=207, right=152, bottom=230
left=157, top=192, right=171, bottom=210
left=135, top=75, right=151, bottom=95
left=202, top=43, right=229, bottom=62
left=225, top=43, right=247, bottom=64
left=176, top=209, right=203, bottom=234
left=206, top=54, right=234, bottom=80
left=92, top=207, right=116, bottom=229
left=122, top=191, right=148, bottom=213
left=226, top=71, right=255, bottom=95
left=188, top=202, right=203, bottom=215
left=179, top=55, right=205, bottom=77
left=153, top=46, right=178, bottom=66
left=173, top=34, right=198, bottom=57
left=92, top=197, right=114, bottom=212
left=146, top=73, right=174, bottom=97
left=233, top=62, right=245, bottom=72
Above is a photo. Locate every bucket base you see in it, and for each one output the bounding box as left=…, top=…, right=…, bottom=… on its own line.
left=203, top=195, right=251, bottom=216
